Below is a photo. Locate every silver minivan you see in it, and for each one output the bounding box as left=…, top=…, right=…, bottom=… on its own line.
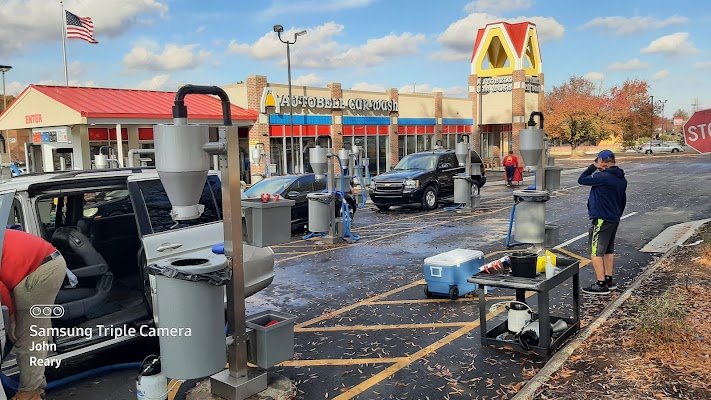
left=0, top=168, right=274, bottom=371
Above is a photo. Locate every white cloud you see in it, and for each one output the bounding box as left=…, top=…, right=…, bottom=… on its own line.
left=259, top=0, right=372, bottom=19
left=641, top=32, right=698, bottom=55
left=694, top=62, right=711, bottom=71
left=0, top=0, right=168, bottom=56
left=580, top=15, right=688, bottom=35
left=36, top=79, right=98, bottom=88
left=351, top=82, right=386, bottom=92
left=124, top=41, right=211, bottom=72
left=584, top=72, right=605, bottom=82
left=196, top=26, right=206, bottom=33
left=68, top=61, right=88, bottom=77
left=608, top=58, right=649, bottom=71
left=135, top=74, right=174, bottom=90
left=464, top=0, right=532, bottom=14
left=229, top=22, right=426, bottom=69
left=292, top=73, right=323, bottom=86
left=436, top=13, right=564, bottom=62
left=5, top=81, right=28, bottom=96
left=650, top=70, right=670, bottom=81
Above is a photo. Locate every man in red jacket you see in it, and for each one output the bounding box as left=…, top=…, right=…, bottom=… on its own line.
left=1, top=229, right=67, bottom=400
left=502, top=150, right=519, bottom=186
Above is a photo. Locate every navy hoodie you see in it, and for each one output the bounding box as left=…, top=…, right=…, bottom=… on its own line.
left=578, top=164, right=627, bottom=223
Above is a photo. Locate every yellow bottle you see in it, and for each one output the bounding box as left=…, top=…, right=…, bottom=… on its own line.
left=536, top=250, right=556, bottom=273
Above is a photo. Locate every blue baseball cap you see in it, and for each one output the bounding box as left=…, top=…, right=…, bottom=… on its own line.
left=597, top=149, right=615, bottom=160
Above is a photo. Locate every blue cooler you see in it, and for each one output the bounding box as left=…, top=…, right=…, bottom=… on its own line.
left=423, top=249, right=485, bottom=300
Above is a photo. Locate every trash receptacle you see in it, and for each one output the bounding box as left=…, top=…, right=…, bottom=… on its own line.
left=308, top=193, right=333, bottom=233
left=246, top=310, right=297, bottom=368
left=453, top=176, right=473, bottom=204
left=513, top=190, right=550, bottom=244
left=545, top=223, right=560, bottom=248
left=544, top=166, right=562, bottom=191
left=148, top=257, right=230, bottom=380
left=242, top=197, right=295, bottom=247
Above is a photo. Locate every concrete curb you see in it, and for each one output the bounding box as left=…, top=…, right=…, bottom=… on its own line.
left=512, top=243, right=682, bottom=400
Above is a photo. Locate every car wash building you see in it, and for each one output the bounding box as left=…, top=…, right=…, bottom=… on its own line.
left=0, top=85, right=257, bottom=177
left=468, top=21, right=544, bottom=165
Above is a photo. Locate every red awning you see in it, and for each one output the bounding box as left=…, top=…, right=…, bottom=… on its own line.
left=31, top=85, right=257, bottom=121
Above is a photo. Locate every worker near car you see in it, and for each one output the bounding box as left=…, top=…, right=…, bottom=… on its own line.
left=577, top=150, right=627, bottom=295
left=1, top=229, right=67, bottom=400
left=502, top=150, right=519, bottom=186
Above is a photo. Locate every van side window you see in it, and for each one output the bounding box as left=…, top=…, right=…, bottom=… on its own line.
left=37, top=196, right=66, bottom=240
left=136, top=177, right=222, bottom=234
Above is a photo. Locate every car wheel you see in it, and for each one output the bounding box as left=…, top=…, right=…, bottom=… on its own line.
left=471, top=183, right=480, bottom=196
left=645, top=149, right=652, bottom=154
left=421, top=186, right=438, bottom=210
left=449, top=286, right=459, bottom=301
left=375, top=204, right=390, bottom=211
left=671, top=148, right=679, bottom=153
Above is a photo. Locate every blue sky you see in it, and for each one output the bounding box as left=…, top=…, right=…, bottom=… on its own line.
left=2, top=0, right=710, bottom=118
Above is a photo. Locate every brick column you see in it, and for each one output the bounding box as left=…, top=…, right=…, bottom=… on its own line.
left=247, top=75, right=270, bottom=177
left=512, top=70, right=526, bottom=162
left=468, top=74, right=482, bottom=153
left=434, top=91, right=443, bottom=147
left=388, top=88, right=399, bottom=169
left=328, top=82, right=343, bottom=174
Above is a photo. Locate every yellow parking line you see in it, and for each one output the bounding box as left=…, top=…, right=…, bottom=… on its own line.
left=297, top=322, right=469, bottom=333
left=278, top=357, right=407, bottom=367
left=295, top=280, right=426, bottom=329
left=370, top=295, right=514, bottom=305
left=167, top=379, right=184, bottom=400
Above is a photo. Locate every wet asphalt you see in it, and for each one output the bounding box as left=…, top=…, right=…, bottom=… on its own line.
left=18, top=152, right=711, bottom=400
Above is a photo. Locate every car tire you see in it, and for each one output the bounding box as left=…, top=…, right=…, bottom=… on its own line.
left=471, top=183, right=480, bottom=196
left=645, top=149, right=652, bottom=154
left=449, top=286, right=459, bottom=301
left=375, top=204, right=390, bottom=211
left=671, top=148, right=679, bottom=153
left=421, top=186, right=438, bottom=210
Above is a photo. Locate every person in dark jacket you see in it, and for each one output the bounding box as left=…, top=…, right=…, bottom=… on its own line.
left=578, top=149, right=627, bottom=294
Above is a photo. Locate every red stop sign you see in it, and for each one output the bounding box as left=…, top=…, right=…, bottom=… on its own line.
left=684, top=109, right=711, bottom=154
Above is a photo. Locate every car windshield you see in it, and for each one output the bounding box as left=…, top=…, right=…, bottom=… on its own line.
left=245, top=176, right=295, bottom=196
left=393, top=154, right=438, bottom=170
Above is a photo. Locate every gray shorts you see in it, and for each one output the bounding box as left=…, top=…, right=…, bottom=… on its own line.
left=589, top=219, right=619, bottom=257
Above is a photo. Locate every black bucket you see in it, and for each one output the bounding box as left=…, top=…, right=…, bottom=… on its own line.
left=509, top=251, right=538, bottom=278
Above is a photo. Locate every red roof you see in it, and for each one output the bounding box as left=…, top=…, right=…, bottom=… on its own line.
left=471, top=21, right=534, bottom=62
left=29, top=85, right=257, bottom=121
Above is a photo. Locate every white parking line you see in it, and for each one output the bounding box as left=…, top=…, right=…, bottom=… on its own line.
left=554, top=212, right=638, bottom=249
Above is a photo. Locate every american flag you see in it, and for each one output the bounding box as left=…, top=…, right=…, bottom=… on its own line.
left=65, top=10, right=98, bottom=44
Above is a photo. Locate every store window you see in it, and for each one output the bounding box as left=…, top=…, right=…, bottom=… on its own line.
left=442, top=125, right=473, bottom=149
left=269, top=123, right=330, bottom=175
left=343, top=125, right=389, bottom=176
left=396, top=125, right=435, bottom=157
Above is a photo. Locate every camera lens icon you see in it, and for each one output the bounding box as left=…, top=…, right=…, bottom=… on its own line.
left=30, top=305, right=64, bottom=319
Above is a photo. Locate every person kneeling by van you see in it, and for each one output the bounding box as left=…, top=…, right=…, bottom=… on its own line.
left=1, top=229, right=67, bottom=400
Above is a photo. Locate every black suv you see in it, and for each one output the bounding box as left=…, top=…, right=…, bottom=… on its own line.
left=369, top=150, right=486, bottom=210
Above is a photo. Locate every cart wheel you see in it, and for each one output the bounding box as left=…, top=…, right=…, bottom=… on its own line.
left=424, top=285, right=433, bottom=298
left=449, top=286, right=459, bottom=300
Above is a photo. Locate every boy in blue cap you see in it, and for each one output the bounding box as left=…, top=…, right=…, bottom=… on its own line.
left=578, top=149, right=627, bottom=294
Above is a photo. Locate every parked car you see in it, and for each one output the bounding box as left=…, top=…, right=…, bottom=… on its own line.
left=369, top=149, right=487, bottom=210
left=244, top=173, right=358, bottom=232
left=637, top=141, right=685, bottom=154
left=0, top=168, right=275, bottom=370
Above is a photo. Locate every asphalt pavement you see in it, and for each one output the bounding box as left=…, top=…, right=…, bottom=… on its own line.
left=15, top=152, right=710, bottom=400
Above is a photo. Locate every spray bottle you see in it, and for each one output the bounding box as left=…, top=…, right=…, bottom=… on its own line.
left=137, top=355, right=168, bottom=400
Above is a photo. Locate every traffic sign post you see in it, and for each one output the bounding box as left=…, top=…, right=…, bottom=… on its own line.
left=683, top=109, right=711, bottom=154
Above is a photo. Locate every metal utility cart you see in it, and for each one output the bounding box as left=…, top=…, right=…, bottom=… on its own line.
left=467, top=256, right=581, bottom=357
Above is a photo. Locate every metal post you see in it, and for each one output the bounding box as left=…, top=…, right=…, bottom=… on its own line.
left=287, top=41, right=295, bottom=174
left=649, top=95, right=654, bottom=153
left=324, top=151, right=338, bottom=244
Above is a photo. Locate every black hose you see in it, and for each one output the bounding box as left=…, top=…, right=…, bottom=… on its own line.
left=527, top=111, right=544, bottom=129
left=173, top=84, right=233, bottom=126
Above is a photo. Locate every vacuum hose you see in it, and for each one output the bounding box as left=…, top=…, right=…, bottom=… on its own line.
left=334, top=155, right=360, bottom=243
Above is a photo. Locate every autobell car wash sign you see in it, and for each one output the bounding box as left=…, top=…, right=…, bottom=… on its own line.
left=260, top=87, right=398, bottom=114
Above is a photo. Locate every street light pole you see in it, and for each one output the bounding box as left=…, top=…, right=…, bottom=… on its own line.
left=274, top=25, right=307, bottom=174
left=1, top=65, right=12, bottom=159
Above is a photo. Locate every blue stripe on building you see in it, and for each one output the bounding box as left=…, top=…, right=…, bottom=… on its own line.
left=269, top=114, right=332, bottom=125
left=398, top=118, right=437, bottom=125
left=442, top=118, right=474, bottom=125
left=342, top=116, right=391, bottom=125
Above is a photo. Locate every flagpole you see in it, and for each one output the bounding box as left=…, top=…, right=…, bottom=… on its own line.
left=60, top=1, right=68, bottom=86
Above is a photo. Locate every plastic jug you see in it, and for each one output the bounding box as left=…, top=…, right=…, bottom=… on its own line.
left=536, top=250, right=556, bottom=273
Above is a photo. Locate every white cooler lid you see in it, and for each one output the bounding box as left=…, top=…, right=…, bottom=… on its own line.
left=424, top=249, right=484, bottom=267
